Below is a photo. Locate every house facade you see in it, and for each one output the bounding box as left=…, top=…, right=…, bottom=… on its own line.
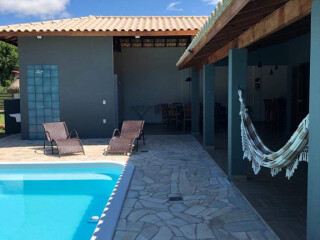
left=0, top=16, right=207, bottom=139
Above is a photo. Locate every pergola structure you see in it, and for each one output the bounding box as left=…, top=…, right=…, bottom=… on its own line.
left=176, top=0, right=318, bottom=239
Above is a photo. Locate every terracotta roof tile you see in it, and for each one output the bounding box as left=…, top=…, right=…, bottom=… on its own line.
left=0, top=15, right=208, bottom=33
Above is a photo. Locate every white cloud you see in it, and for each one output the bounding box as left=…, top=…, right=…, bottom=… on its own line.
left=203, top=0, right=220, bottom=5
left=0, top=0, right=71, bottom=19
left=167, top=2, right=183, bottom=11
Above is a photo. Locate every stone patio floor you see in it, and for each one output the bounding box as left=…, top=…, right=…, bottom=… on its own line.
left=116, top=135, right=278, bottom=240
left=0, top=134, right=128, bottom=163
left=0, top=134, right=278, bottom=240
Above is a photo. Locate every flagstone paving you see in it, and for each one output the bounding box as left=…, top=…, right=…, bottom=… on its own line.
left=0, top=134, right=279, bottom=239
left=115, top=135, right=279, bottom=240
left=0, top=134, right=128, bottom=163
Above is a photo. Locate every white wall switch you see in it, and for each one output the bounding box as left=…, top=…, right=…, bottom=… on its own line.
left=103, top=100, right=106, bottom=105
left=103, top=119, right=107, bottom=124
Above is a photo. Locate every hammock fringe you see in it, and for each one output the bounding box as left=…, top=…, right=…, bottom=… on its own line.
left=238, top=90, right=309, bottom=179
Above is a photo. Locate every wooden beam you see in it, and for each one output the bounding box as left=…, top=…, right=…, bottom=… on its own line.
left=0, top=30, right=199, bottom=38
left=238, top=0, right=312, bottom=48
left=237, top=0, right=289, bottom=15
left=177, top=0, right=251, bottom=69
left=208, top=40, right=237, bottom=64
left=195, top=64, right=203, bottom=72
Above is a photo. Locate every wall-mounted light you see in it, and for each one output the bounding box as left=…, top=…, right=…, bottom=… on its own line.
left=36, top=36, right=42, bottom=40
left=270, top=67, right=274, bottom=75
left=186, top=68, right=192, bottom=104
left=135, top=36, right=140, bottom=39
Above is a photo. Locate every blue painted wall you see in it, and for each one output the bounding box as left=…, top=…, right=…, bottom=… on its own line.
left=248, top=34, right=310, bottom=66
left=19, top=37, right=115, bottom=139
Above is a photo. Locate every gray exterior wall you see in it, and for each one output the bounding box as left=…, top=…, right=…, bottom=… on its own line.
left=19, top=36, right=115, bottom=139
left=114, top=48, right=189, bottom=123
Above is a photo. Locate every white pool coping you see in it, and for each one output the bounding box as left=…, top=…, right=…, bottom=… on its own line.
left=0, top=161, right=134, bottom=240
left=0, top=159, right=128, bottom=166
left=91, top=163, right=134, bottom=240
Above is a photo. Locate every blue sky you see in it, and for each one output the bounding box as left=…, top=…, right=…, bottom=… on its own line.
left=0, top=0, right=219, bottom=25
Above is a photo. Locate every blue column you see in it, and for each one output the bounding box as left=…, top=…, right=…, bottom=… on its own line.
left=286, top=65, right=293, bottom=133
left=191, top=67, right=200, bottom=134
left=203, top=64, right=215, bottom=147
left=228, top=48, right=248, bottom=179
left=307, top=1, right=320, bottom=239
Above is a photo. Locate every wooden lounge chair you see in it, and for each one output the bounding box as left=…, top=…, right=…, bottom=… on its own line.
left=106, top=137, right=136, bottom=155
left=106, top=120, right=145, bottom=155
left=43, top=122, right=85, bottom=157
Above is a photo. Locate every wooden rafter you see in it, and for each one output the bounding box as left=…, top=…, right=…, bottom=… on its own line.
left=207, top=40, right=237, bottom=65
left=177, top=0, right=293, bottom=69
left=248, top=15, right=310, bottom=50
left=237, top=0, right=289, bottom=15
left=177, top=0, right=251, bottom=69
left=178, top=0, right=311, bottom=69
left=238, top=0, right=312, bottom=48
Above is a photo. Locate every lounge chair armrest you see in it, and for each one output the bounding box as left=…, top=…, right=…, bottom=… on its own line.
left=44, top=131, right=52, bottom=142
left=113, top=129, right=120, bottom=137
left=69, top=129, right=80, bottom=139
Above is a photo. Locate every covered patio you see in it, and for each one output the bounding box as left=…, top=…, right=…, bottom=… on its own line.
left=177, top=0, right=317, bottom=239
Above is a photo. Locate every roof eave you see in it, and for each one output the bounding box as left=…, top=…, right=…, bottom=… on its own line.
left=0, top=30, right=201, bottom=44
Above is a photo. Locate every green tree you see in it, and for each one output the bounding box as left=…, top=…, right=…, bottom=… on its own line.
left=0, top=41, right=18, bottom=91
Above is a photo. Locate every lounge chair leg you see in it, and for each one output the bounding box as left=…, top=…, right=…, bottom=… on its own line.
left=142, top=133, right=145, bottom=145
left=51, top=142, right=54, bottom=155
left=136, top=139, right=139, bottom=152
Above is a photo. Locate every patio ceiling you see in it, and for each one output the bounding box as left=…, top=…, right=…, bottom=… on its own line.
left=248, top=15, right=311, bottom=50
left=177, top=0, right=312, bottom=70
left=0, top=16, right=208, bottom=46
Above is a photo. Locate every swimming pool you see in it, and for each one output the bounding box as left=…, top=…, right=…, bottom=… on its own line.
left=0, top=162, right=133, bottom=240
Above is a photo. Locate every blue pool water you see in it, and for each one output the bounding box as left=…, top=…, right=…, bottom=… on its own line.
left=0, top=164, right=124, bottom=240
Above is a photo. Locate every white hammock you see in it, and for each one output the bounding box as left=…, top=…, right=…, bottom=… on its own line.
left=238, top=90, right=309, bottom=179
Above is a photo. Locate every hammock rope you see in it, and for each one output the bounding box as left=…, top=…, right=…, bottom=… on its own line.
left=238, top=90, right=309, bottom=179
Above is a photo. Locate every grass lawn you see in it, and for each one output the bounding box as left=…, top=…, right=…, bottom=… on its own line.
left=0, top=111, right=5, bottom=135
left=0, top=112, right=4, bottom=124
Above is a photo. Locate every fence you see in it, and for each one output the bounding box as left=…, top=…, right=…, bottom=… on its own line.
left=0, top=93, right=13, bottom=111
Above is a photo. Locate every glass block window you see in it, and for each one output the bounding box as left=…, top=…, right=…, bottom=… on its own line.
left=27, top=65, right=60, bottom=140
